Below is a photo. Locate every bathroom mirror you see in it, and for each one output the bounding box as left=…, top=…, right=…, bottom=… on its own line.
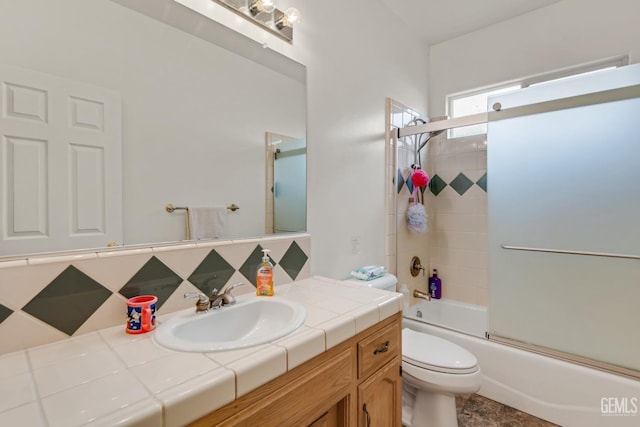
left=0, top=0, right=306, bottom=258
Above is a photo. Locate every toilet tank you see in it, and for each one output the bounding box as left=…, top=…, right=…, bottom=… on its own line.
left=346, top=274, right=398, bottom=292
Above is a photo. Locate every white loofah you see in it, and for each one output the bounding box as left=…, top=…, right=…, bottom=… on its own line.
left=407, top=203, right=427, bottom=233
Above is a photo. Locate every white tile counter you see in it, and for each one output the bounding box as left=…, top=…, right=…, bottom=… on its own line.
left=0, top=276, right=402, bottom=427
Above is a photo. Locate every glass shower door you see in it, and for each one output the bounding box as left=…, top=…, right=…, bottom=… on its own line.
left=487, top=64, right=640, bottom=375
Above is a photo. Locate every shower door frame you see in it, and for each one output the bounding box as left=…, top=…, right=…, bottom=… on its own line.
left=397, top=77, right=640, bottom=380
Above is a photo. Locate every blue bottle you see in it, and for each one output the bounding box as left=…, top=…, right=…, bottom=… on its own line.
left=429, top=269, right=442, bottom=299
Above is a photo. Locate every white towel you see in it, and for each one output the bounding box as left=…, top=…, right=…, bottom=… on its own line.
left=186, top=206, right=228, bottom=240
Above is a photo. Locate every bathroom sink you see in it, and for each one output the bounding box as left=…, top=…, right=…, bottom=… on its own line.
left=154, top=297, right=306, bottom=352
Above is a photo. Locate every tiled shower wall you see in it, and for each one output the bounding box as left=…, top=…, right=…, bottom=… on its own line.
left=386, top=99, right=430, bottom=298
left=0, top=234, right=310, bottom=355
left=387, top=98, right=488, bottom=306
left=427, top=133, right=488, bottom=306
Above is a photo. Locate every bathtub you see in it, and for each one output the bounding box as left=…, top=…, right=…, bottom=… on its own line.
left=403, top=299, right=640, bottom=427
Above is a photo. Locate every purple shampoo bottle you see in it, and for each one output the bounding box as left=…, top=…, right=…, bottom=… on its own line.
left=429, top=269, right=442, bottom=299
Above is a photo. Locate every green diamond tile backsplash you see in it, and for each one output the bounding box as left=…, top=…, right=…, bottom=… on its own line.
left=239, top=245, right=277, bottom=287
left=23, top=266, right=112, bottom=336
left=119, top=256, right=183, bottom=309
left=0, top=303, right=13, bottom=325
left=279, top=241, right=309, bottom=281
left=0, top=235, right=311, bottom=354
left=188, top=249, right=236, bottom=296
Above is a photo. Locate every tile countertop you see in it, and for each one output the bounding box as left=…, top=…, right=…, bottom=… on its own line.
left=0, top=276, right=403, bottom=427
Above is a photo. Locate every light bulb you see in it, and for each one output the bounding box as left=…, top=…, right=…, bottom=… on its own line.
left=261, top=0, right=276, bottom=13
left=250, top=0, right=276, bottom=15
left=284, top=8, right=300, bottom=25
left=276, top=7, right=300, bottom=29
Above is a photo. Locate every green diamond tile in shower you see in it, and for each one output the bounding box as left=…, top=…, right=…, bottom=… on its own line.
left=22, top=266, right=112, bottom=336
left=119, top=256, right=182, bottom=309
left=406, top=171, right=414, bottom=194
left=428, top=174, right=447, bottom=196
left=396, top=168, right=405, bottom=194
left=188, top=249, right=236, bottom=296
left=0, top=303, right=13, bottom=325
left=450, top=173, right=474, bottom=195
left=476, top=173, right=487, bottom=192
left=239, top=245, right=277, bottom=287
left=279, top=241, right=308, bottom=280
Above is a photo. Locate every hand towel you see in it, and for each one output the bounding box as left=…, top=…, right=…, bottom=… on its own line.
left=350, top=265, right=387, bottom=281
left=186, top=206, right=228, bottom=240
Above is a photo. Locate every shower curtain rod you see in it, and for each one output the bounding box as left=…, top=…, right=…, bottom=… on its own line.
left=397, top=83, right=640, bottom=139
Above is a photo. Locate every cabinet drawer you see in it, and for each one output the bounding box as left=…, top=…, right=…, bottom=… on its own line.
left=358, top=319, right=400, bottom=379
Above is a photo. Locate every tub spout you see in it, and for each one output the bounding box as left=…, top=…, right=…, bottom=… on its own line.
left=413, top=289, right=431, bottom=301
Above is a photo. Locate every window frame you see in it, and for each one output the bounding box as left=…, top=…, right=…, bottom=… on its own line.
left=445, top=56, right=629, bottom=139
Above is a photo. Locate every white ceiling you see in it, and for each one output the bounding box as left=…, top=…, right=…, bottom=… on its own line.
left=379, top=0, right=563, bottom=45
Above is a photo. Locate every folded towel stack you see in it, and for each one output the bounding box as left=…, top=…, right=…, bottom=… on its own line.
left=350, top=265, right=387, bottom=281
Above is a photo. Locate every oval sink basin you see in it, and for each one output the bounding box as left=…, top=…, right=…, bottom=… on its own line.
left=154, top=298, right=306, bottom=352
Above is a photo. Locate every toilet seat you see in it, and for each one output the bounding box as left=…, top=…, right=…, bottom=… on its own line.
left=402, top=328, right=478, bottom=374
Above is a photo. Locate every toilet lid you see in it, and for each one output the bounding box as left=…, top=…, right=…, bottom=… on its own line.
left=402, top=328, right=478, bottom=374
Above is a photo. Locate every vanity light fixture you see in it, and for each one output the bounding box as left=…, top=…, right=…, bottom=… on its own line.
left=213, top=0, right=300, bottom=43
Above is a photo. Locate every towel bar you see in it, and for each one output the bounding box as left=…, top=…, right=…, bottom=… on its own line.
left=501, top=245, right=640, bottom=260
left=166, top=203, right=240, bottom=213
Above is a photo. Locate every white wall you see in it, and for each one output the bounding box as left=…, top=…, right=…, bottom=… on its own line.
left=298, top=1, right=429, bottom=279
left=429, top=0, right=640, bottom=116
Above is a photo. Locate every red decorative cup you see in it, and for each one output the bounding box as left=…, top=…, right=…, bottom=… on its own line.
left=126, top=295, right=157, bottom=334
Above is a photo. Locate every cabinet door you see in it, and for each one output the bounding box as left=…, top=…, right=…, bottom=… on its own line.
left=358, top=358, right=401, bottom=427
left=308, top=402, right=342, bottom=427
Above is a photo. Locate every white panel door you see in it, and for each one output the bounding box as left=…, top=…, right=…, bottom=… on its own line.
left=0, top=64, right=122, bottom=256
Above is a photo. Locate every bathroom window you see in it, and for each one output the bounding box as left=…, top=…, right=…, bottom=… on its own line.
left=446, top=56, right=628, bottom=139
left=448, top=85, right=520, bottom=138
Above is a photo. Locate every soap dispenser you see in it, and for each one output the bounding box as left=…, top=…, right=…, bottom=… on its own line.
left=256, top=249, right=274, bottom=296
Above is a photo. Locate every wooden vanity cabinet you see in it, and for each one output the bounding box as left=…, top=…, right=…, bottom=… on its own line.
left=190, top=312, right=402, bottom=427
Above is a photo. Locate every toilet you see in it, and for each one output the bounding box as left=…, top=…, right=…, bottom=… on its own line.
left=346, top=274, right=481, bottom=427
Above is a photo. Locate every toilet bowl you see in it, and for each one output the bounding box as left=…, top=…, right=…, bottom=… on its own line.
left=402, top=328, right=481, bottom=427
left=346, top=274, right=481, bottom=427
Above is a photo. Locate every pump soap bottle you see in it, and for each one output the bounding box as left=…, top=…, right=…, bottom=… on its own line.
left=429, top=269, right=442, bottom=299
left=256, top=249, right=274, bottom=296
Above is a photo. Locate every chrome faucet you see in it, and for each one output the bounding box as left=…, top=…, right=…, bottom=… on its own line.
left=184, top=292, right=210, bottom=313
left=184, top=282, right=245, bottom=313
left=209, top=282, right=245, bottom=309
left=413, top=289, right=431, bottom=301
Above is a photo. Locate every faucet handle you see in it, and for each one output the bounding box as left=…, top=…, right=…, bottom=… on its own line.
left=222, top=282, right=245, bottom=294
left=184, top=292, right=209, bottom=313
left=184, top=292, right=207, bottom=302
left=410, top=256, right=426, bottom=277
left=217, top=282, right=245, bottom=307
